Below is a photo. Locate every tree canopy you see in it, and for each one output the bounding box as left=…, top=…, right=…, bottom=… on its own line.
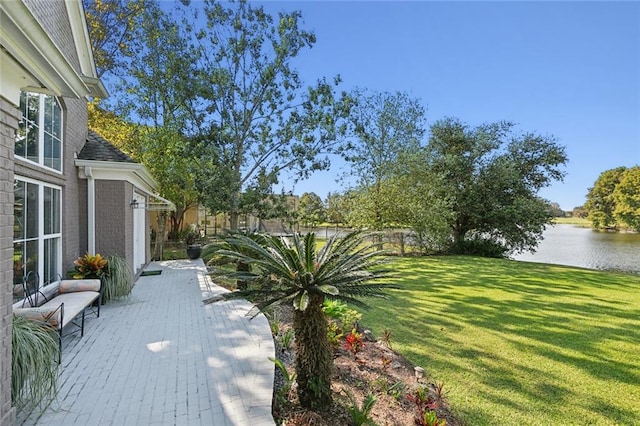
left=425, top=117, right=567, bottom=255
left=585, top=166, right=640, bottom=231
left=182, top=0, right=350, bottom=229
left=341, top=89, right=426, bottom=232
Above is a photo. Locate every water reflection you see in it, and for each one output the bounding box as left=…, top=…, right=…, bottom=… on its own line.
left=513, top=224, right=640, bottom=274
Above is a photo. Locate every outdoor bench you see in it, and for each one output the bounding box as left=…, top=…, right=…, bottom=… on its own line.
left=13, top=278, right=103, bottom=362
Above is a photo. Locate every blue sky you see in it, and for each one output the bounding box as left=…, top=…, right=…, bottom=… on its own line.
left=258, top=1, right=640, bottom=211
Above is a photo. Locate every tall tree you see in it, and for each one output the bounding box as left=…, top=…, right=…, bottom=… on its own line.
left=324, top=191, right=349, bottom=226
left=585, top=166, right=628, bottom=229
left=185, top=0, right=350, bottom=229
left=83, top=0, right=148, bottom=78
left=426, top=117, right=567, bottom=255
left=613, top=166, right=640, bottom=231
left=342, top=89, right=426, bottom=233
left=298, top=192, right=325, bottom=228
left=85, top=1, right=200, bottom=241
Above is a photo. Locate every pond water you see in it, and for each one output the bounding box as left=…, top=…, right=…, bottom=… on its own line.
left=513, top=224, right=640, bottom=274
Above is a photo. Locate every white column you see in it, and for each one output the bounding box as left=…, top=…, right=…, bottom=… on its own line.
left=86, top=167, right=95, bottom=254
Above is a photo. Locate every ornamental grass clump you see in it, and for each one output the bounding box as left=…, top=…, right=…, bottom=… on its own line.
left=102, top=254, right=133, bottom=302
left=206, top=231, right=395, bottom=409
left=11, top=315, right=59, bottom=410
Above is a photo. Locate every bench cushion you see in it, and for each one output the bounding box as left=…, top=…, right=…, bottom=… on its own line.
left=14, top=306, right=62, bottom=328
left=58, top=279, right=101, bottom=294
left=41, top=291, right=99, bottom=328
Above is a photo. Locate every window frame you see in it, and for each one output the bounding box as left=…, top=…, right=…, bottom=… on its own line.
left=16, top=91, right=64, bottom=173
left=13, top=177, right=63, bottom=307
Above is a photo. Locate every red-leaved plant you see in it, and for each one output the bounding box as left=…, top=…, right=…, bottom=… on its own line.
left=344, top=328, right=364, bottom=357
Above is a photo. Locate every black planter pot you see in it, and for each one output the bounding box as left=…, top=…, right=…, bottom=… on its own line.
left=186, top=245, right=202, bottom=260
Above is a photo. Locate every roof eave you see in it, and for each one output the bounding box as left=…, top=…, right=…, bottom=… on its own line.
left=0, top=1, right=106, bottom=99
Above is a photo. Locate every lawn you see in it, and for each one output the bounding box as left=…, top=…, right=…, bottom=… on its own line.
left=360, top=256, right=640, bottom=425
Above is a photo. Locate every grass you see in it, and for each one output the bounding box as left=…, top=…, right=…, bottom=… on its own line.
left=553, top=217, right=591, bottom=227
left=360, top=255, right=640, bottom=425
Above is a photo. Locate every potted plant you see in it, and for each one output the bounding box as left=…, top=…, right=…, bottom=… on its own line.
left=73, top=253, right=108, bottom=278
left=184, top=231, right=202, bottom=259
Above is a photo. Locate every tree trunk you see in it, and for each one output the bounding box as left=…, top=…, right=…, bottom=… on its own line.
left=229, top=211, right=239, bottom=230
left=152, top=212, right=167, bottom=261
left=293, top=294, right=333, bottom=409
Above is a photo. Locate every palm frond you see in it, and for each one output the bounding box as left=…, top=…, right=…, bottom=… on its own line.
left=204, top=230, right=398, bottom=311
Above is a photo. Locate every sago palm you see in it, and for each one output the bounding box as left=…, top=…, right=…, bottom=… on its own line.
left=205, top=231, right=394, bottom=408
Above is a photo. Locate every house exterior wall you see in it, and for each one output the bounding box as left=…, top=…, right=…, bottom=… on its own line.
left=0, top=0, right=93, bottom=421
left=23, top=0, right=81, bottom=72
left=95, top=180, right=135, bottom=272
left=0, top=95, right=18, bottom=426
left=61, top=99, right=89, bottom=269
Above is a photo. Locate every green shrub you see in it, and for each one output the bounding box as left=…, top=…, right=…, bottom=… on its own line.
left=323, top=300, right=362, bottom=330
left=449, top=237, right=507, bottom=258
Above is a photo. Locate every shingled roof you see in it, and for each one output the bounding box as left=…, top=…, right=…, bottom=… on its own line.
left=78, top=130, right=136, bottom=163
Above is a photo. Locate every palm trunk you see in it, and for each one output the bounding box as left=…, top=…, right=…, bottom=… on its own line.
left=293, top=294, right=333, bottom=408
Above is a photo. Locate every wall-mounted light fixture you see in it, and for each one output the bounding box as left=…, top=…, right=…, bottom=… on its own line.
left=130, top=199, right=139, bottom=209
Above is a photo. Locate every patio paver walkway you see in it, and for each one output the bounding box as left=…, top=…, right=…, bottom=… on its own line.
left=20, top=259, right=275, bottom=426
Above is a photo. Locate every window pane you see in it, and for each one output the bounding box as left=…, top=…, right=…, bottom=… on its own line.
left=44, top=133, right=53, bottom=169
left=14, top=180, right=25, bottom=240
left=44, top=187, right=60, bottom=234
left=53, top=101, right=61, bottom=138
left=26, top=93, right=39, bottom=124
left=44, top=96, right=53, bottom=131
left=52, top=137, right=61, bottom=170
left=13, top=241, right=24, bottom=303
left=26, top=123, right=38, bottom=162
left=44, top=237, right=60, bottom=286
left=26, top=182, right=38, bottom=239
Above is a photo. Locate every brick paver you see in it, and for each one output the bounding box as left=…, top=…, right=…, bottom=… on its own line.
left=20, top=260, right=275, bottom=426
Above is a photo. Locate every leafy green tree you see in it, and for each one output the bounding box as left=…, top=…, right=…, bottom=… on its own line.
left=298, top=192, right=325, bottom=228
left=613, top=166, right=640, bottom=231
left=426, top=117, right=567, bottom=255
left=205, top=231, right=393, bottom=408
left=86, top=1, right=200, bottom=241
left=183, top=0, right=350, bottom=229
left=585, top=167, right=627, bottom=229
left=83, top=0, right=148, bottom=78
left=325, top=191, right=348, bottom=226
left=385, top=153, right=453, bottom=254
left=572, top=205, right=588, bottom=218
left=342, top=89, right=426, bottom=233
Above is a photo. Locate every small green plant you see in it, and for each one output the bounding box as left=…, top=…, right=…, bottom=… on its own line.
left=184, top=230, right=201, bottom=246
left=279, top=328, right=294, bottom=350
left=381, top=327, right=392, bottom=349
left=327, top=321, right=344, bottom=349
left=417, top=410, right=447, bottom=426
left=323, top=299, right=362, bottom=330
left=267, top=312, right=280, bottom=336
left=270, top=357, right=296, bottom=410
left=344, top=390, right=378, bottom=426
left=344, top=328, right=364, bottom=357
left=388, top=381, right=406, bottom=401
left=102, top=254, right=132, bottom=303
left=12, top=315, right=60, bottom=410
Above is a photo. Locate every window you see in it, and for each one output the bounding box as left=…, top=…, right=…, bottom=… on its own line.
left=16, top=92, right=63, bottom=171
left=13, top=179, right=62, bottom=304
